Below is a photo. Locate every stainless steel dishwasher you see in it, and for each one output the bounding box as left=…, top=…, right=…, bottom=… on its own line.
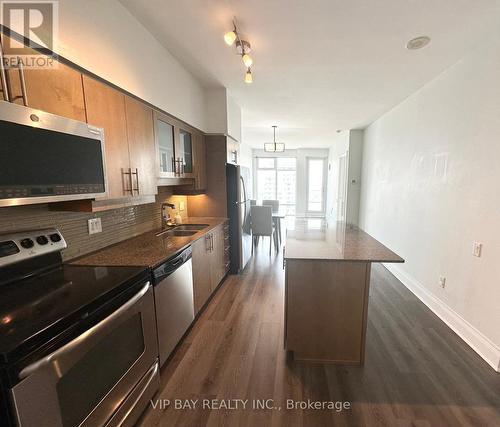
left=153, top=246, right=194, bottom=366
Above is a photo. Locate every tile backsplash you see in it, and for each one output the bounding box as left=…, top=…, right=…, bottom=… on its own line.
left=0, top=188, right=188, bottom=261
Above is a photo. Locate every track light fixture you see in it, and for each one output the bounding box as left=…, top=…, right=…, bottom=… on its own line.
left=224, top=20, right=254, bottom=84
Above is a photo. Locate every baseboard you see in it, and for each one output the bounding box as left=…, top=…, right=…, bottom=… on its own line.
left=383, top=263, right=500, bottom=373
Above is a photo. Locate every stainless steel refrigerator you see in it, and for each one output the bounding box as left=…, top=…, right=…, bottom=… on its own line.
left=226, top=164, right=252, bottom=273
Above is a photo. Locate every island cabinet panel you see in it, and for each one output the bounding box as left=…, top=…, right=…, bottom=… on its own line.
left=285, top=259, right=371, bottom=364
left=83, top=75, right=130, bottom=200
left=1, top=34, right=86, bottom=121
left=124, top=96, right=157, bottom=197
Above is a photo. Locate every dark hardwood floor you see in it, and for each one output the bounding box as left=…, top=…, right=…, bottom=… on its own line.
left=139, top=243, right=500, bottom=427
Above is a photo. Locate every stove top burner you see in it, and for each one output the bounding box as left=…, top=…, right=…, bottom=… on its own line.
left=0, top=229, right=149, bottom=364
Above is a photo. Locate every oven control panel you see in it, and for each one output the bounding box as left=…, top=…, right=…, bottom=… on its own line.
left=0, top=229, right=67, bottom=267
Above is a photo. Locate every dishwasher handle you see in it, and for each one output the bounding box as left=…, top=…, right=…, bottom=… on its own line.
left=153, top=246, right=192, bottom=282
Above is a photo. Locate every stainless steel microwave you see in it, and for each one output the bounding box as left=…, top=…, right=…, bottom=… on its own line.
left=0, top=101, right=107, bottom=207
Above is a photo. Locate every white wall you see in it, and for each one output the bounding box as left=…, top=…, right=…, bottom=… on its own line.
left=253, top=148, right=329, bottom=216
left=55, top=0, right=207, bottom=130
left=326, top=132, right=349, bottom=219
left=359, top=36, right=500, bottom=370
left=326, top=130, right=363, bottom=224
left=346, top=130, right=363, bottom=225
left=205, top=88, right=242, bottom=142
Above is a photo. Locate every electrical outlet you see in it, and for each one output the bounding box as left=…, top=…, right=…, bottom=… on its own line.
left=472, top=242, right=482, bottom=257
left=439, top=276, right=446, bottom=289
left=179, top=201, right=185, bottom=211
left=88, top=218, right=102, bottom=235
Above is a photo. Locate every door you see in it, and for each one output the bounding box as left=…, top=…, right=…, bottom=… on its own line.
left=192, top=235, right=212, bottom=313
left=239, top=167, right=252, bottom=270
left=124, top=96, right=157, bottom=196
left=154, top=112, right=176, bottom=178
left=178, top=128, right=194, bottom=177
left=193, top=132, right=207, bottom=190
left=83, top=75, right=130, bottom=200
left=11, top=283, right=158, bottom=427
left=0, top=34, right=86, bottom=121
left=337, top=152, right=349, bottom=222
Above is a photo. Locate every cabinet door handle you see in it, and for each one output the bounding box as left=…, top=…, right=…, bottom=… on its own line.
left=211, top=234, right=214, bottom=252
left=17, top=61, right=28, bottom=106
left=122, top=168, right=133, bottom=195
left=205, top=235, right=211, bottom=252
left=131, top=168, right=139, bottom=194
left=0, top=39, right=10, bottom=102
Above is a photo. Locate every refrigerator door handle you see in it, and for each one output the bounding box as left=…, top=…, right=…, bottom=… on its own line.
left=240, top=175, right=248, bottom=204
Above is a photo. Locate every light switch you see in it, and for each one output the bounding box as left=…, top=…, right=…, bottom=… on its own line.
left=472, top=242, right=482, bottom=257
left=179, top=201, right=185, bottom=211
left=88, top=218, right=102, bottom=235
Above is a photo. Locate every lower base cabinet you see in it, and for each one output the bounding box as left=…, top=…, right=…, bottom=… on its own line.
left=192, top=223, right=230, bottom=313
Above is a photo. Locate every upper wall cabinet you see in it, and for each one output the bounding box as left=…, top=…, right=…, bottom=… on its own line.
left=83, top=76, right=130, bottom=200
left=0, top=34, right=86, bottom=122
left=82, top=76, right=157, bottom=208
left=154, top=112, right=205, bottom=188
left=178, top=128, right=194, bottom=176
left=125, top=96, right=158, bottom=197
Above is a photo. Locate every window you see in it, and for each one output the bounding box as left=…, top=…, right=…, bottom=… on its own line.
left=256, top=157, right=297, bottom=215
left=306, top=158, right=326, bottom=213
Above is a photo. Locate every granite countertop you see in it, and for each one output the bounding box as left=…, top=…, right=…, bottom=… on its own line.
left=284, top=218, right=404, bottom=263
left=71, top=217, right=228, bottom=269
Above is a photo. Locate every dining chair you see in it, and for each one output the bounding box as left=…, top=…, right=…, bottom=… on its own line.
left=250, top=205, right=277, bottom=255
left=262, top=199, right=280, bottom=213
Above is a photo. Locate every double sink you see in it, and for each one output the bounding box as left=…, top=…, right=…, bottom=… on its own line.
left=155, top=224, right=209, bottom=238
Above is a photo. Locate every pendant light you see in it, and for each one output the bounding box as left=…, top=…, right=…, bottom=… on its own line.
left=264, top=126, right=285, bottom=152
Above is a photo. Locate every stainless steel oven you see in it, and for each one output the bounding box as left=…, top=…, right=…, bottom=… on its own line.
left=0, top=101, right=107, bottom=207
left=9, top=281, right=159, bottom=427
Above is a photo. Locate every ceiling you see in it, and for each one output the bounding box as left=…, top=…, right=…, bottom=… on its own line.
left=119, top=0, right=500, bottom=148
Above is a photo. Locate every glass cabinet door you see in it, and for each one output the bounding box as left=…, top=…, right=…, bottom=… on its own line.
left=178, top=129, right=193, bottom=174
left=157, top=119, right=175, bottom=174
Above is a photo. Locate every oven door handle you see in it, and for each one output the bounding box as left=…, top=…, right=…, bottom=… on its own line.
left=19, top=281, right=151, bottom=380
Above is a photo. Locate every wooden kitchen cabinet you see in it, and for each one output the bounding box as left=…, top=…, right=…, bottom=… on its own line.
left=155, top=111, right=206, bottom=188
left=0, top=34, right=86, bottom=121
left=209, top=224, right=230, bottom=290
left=209, top=225, right=224, bottom=290
left=177, top=127, right=194, bottom=177
left=124, top=96, right=157, bottom=196
left=155, top=111, right=177, bottom=178
left=192, top=235, right=213, bottom=313
left=193, top=131, right=207, bottom=191
left=191, top=224, right=230, bottom=314
left=171, top=130, right=207, bottom=194
left=83, top=75, right=131, bottom=200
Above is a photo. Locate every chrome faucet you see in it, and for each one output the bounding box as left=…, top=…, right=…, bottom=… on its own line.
left=161, top=202, right=176, bottom=228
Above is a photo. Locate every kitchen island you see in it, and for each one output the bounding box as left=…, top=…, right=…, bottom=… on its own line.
left=284, top=219, right=404, bottom=365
